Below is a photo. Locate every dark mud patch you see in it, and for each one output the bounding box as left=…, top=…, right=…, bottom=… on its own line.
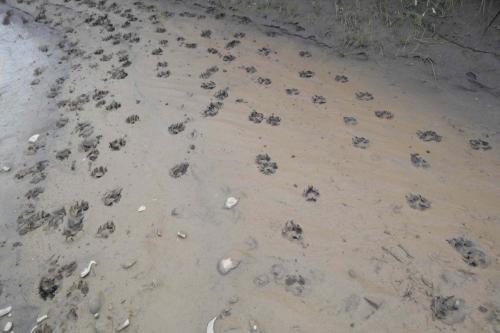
left=469, top=139, right=492, bottom=151
left=406, top=193, right=431, bottom=211
left=416, top=130, right=442, bottom=142
left=102, top=188, right=122, bottom=206
left=352, top=136, right=370, bottom=149
left=170, top=162, right=189, bottom=178
left=255, top=154, right=277, bottom=175
left=410, top=153, right=430, bottom=168
left=447, top=237, right=489, bottom=268
left=303, top=186, right=319, bottom=202
left=431, top=296, right=466, bottom=325
left=63, top=201, right=89, bottom=237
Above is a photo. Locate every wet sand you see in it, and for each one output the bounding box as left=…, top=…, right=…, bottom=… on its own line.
left=0, top=1, right=499, bottom=332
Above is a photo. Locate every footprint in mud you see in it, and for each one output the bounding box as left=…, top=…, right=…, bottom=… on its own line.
left=185, top=43, right=197, bottom=49
left=75, top=122, right=94, bottom=138
left=170, top=162, right=189, bottom=178
left=406, top=193, right=431, bottom=210
left=416, top=130, right=442, bottom=142
left=244, top=66, right=257, bottom=74
left=56, top=148, right=71, bottom=160
left=223, top=54, right=236, bottom=62
left=201, top=81, right=216, bottom=90
left=374, top=110, right=394, bottom=119
left=202, top=102, right=223, bottom=117
left=63, top=201, right=89, bottom=237
left=431, top=296, right=466, bottom=325
left=87, top=149, right=100, bottom=162
left=105, top=100, right=121, bottom=111
left=343, top=116, right=358, bottom=125
left=157, top=61, right=169, bottom=69
left=157, top=70, right=171, bottom=78
left=299, top=70, right=314, bottom=78
left=92, top=89, right=109, bottom=101
left=168, top=122, right=186, bottom=135
left=91, top=166, right=107, bottom=178
left=257, top=77, right=272, bottom=85
left=214, top=88, right=229, bottom=100
left=352, top=136, right=370, bottom=149
left=96, top=221, right=116, bottom=239
left=108, top=67, right=128, bottom=80
left=200, top=65, right=219, bottom=79
left=102, top=188, right=122, bottom=206
left=286, top=88, right=300, bottom=95
left=39, top=261, right=77, bottom=300
left=201, top=29, right=212, bottom=38
left=16, top=205, right=66, bottom=235
left=299, top=51, right=311, bottom=58
left=312, top=95, right=326, bottom=104
left=151, top=47, right=163, bottom=55
left=266, top=114, right=281, bottom=126
left=25, top=187, right=44, bottom=200
left=335, top=75, right=349, bottom=83
left=447, top=237, right=489, bottom=268
left=355, top=91, right=374, bottom=101
left=109, top=138, right=126, bottom=151
left=282, top=220, right=304, bottom=242
left=80, top=137, right=101, bottom=152
left=285, top=274, right=307, bottom=297
left=156, top=27, right=166, bottom=33
left=126, top=114, right=140, bottom=124
left=15, top=160, right=49, bottom=184
left=253, top=274, right=271, bottom=288
left=303, top=186, right=320, bottom=202
left=255, top=154, right=278, bottom=175
left=410, top=153, right=430, bottom=168
left=225, top=40, right=240, bottom=49
left=258, top=47, right=271, bottom=56
left=207, top=47, right=219, bottom=55
left=249, top=111, right=264, bottom=123
left=26, top=141, right=45, bottom=156
left=234, top=32, right=246, bottom=38
left=469, top=139, right=492, bottom=151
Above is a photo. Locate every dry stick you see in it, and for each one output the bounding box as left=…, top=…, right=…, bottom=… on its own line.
left=435, top=32, right=500, bottom=57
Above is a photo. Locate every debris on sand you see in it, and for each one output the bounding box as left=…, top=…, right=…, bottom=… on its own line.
left=102, top=188, right=122, bottom=206
left=217, top=257, right=240, bottom=275
left=416, top=130, right=442, bottom=142
left=29, top=134, right=40, bottom=143
left=405, top=193, right=431, bottom=211
left=343, top=116, right=357, bottom=125
left=352, top=136, right=370, bottom=149
left=0, top=306, right=11, bottom=318
left=447, top=237, right=489, bottom=268
left=335, top=75, right=349, bottom=83
left=410, top=153, right=430, bottom=168
left=31, top=323, right=53, bottom=333
left=255, top=154, right=278, bottom=175
left=137, top=205, right=146, bottom=212
left=96, top=221, right=115, bottom=238
left=469, top=139, right=492, bottom=151
left=374, top=110, right=394, bottom=119
left=177, top=231, right=187, bottom=239
left=355, top=91, right=374, bottom=101
left=431, top=296, right=466, bottom=325
left=206, top=316, right=217, bottom=333
left=282, top=220, right=304, bottom=242
left=249, top=319, right=263, bottom=333
left=116, top=318, right=130, bottom=332
left=225, top=197, right=239, bottom=209
left=0, top=165, right=11, bottom=173
left=170, top=162, right=189, bottom=178
left=81, top=260, right=97, bottom=278
left=36, top=315, right=48, bottom=324
left=303, top=186, right=320, bottom=202
left=4, top=321, right=12, bottom=332
left=249, top=111, right=264, bottom=123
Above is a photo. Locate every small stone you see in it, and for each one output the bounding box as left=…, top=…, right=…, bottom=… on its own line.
left=217, top=257, right=240, bottom=275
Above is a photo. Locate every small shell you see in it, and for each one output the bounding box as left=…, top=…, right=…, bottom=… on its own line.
left=224, top=197, right=238, bottom=209
left=1, top=166, right=11, bottom=173
left=217, top=258, right=240, bottom=275
left=28, top=134, right=40, bottom=143
left=36, top=314, right=48, bottom=323
left=3, top=321, right=12, bottom=332
left=206, top=316, right=217, bottom=333
left=177, top=231, right=187, bottom=239
left=0, top=306, right=11, bottom=318
left=81, top=260, right=97, bottom=278
left=137, top=205, right=146, bottom=212
left=116, top=318, right=130, bottom=332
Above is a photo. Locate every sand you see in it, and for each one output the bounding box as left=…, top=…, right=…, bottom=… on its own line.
left=0, top=0, right=499, bottom=332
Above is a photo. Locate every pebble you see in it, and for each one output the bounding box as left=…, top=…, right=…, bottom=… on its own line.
left=217, top=257, right=240, bottom=275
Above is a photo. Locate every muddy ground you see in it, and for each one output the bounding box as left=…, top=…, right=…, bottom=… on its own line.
left=0, top=0, right=499, bottom=332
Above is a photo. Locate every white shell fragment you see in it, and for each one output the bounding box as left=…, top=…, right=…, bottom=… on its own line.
left=36, top=314, right=48, bottom=323
left=0, top=306, right=11, bottom=318
left=137, top=205, right=146, bottom=212
left=28, top=134, right=40, bottom=143
left=217, top=257, right=240, bottom=275
left=3, top=322, right=12, bottom=332
left=206, top=316, right=217, bottom=333
left=0, top=166, right=11, bottom=173
left=224, top=197, right=238, bottom=209
left=177, top=231, right=187, bottom=239
left=81, top=260, right=97, bottom=278
left=116, top=318, right=130, bottom=332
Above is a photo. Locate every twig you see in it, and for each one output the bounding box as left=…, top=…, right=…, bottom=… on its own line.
left=435, top=32, right=500, bottom=57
